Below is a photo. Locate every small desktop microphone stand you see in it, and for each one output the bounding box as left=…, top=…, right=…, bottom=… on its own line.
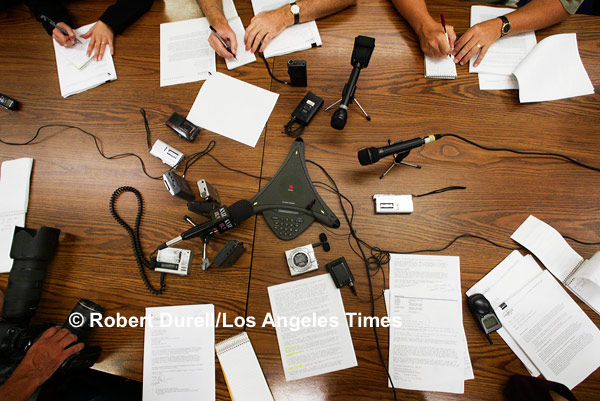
left=379, top=140, right=421, bottom=179
left=325, top=85, right=372, bottom=121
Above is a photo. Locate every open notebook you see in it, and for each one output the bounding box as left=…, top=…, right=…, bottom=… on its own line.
left=215, top=332, right=274, bottom=401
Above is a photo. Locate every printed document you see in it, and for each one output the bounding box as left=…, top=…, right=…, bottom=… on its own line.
left=513, top=34, right=594, bottom=102
left=499, top=270, right=600, bottom=389
left=0, top=158, right=33, bottom=273
left=251, top=0, right=322, bottom=58
left=143, top=304, right=215, bottom=401
left=267, top=274, right=357, bottom=381
left=387, top=254, right=466, bottom=393
left=187, top=72, right=278, bottom=147
left=466, top=251, right=543, bottom=376
left=53, top=23, right=116, bottom=97
left=160, top=18, right=215, bottom=87
left=469, top=6, right=536, bottom=76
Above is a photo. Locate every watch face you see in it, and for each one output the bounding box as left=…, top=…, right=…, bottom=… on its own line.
left=502, top=23, right=511, bottom=35
left=291, top=4, right=300, bottom=14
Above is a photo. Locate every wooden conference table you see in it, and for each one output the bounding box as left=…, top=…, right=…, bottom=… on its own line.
left=0, top=0, right=599, bottom=400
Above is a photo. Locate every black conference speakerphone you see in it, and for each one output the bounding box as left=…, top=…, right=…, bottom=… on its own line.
left=251, top=138, right=340, bottom=240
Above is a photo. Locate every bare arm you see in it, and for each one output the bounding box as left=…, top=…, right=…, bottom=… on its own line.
left=245, top=0, right=356, bottom=53
left=453, top=0, right=570, bottom=66
left=391, top=0, right=456, bottom=57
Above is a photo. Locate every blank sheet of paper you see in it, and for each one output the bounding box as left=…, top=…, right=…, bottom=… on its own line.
left=225, top=17, right=256, bottom=70
left=513, top=33, right=594, bottom=103
left=187, top=72, right=278, bottom=147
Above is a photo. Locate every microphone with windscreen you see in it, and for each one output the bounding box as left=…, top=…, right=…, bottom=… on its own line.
left=328, top=35, right=375, bottom=130
left=158, top=200, right=254, bottom=250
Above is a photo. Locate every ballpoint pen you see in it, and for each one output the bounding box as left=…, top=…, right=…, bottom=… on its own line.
left=40, top=14, right=82, bottom=44
left=209, top=25, right=237, bottom=61
left=440, top=13, right=449, bottom=45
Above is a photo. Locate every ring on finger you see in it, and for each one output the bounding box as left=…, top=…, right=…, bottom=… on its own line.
left=476, top=43, right=482, bottom=49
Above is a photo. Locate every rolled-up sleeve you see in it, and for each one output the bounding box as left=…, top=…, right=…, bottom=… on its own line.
left=559, top=0, right=583, bottom=14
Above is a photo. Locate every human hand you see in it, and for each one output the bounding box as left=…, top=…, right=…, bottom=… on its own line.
left=0, top=327, right=84, bottom=401
left=208, top=23, right=238, bottom=59
left=245, top=7, right=291, bottom=53
left=81, top=20, right=114, bottom=61
left=52, top=22, right=77, bottom=47
left=416, top=21, right=456, bottom=58
left=452, top=18, right=502, bottom=67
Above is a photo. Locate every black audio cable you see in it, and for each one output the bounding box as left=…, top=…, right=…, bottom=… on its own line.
left=109, top=186, right=165, bottom=295
left=259, top=52, right=290, bottom=85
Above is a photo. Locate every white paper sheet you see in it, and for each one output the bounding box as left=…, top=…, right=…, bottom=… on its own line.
left=267, top=274, right=357, bottom=381
left=387, top=254, right=465, bottom=393
left=251, top=0, right=322, bottom=58
left=187, top=72, right=278, bottom=147
left=478, top=72, right=518, bottom=90
left=468, top=6, right=537, bottom=76
left=511, top=215, right=583, bottom=282
left=500, top=270, right=600, bottom=389
left=143, top=304, right=215, bottom=401
left=466, top=251, right=543, bottom=376
left=225, top=17, right=256, bottom=70
left=53, top=23, right=116, bottom=97
left=513, top=33, right=594, bottom=103
left=55, top=36, right=94, bottom=70
left=160, top=18, right=216, bottom=87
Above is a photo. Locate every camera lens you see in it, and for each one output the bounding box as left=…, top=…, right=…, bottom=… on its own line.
left=292, top=252, right=309, bottom=268
left=63, top=299, right=105, bottom=341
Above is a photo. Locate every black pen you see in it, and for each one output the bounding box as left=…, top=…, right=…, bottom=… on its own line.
left=40, top=14, right=81, bottom=44
left=209, top=25, right=237, bottom=61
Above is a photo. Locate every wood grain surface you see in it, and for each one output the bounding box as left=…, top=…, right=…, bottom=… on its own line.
left=1, top=0, right=599, bottom=400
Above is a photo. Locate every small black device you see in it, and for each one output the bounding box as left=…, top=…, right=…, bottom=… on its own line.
left=163, top=171, right=195, bottom=201
left=287, top=59, right=307, bottom=87
left=467, top=293, right=502, bottom=344
left=188, top=200, right=219, bottom=215
left=0, top=93, right=18, bottom=110
left=212, top=240, right=246, bottom=268
left=326, top=257, right=356, bottom=293
left=166, top=112, right=200, bottom=142
left=284, top=92, right=324, bottom=137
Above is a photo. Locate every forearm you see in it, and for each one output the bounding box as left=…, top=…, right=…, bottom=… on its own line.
left=99, top=0, right=154, bottom=35
left=294, top=0, right=356, bottom=24
left=0, top=367, right=41, bottom=401
left=198, top=0, right=228, bottom=28
left=391, top=0, right=435, bottom=33
left=504, top=0, right=569, bottom=36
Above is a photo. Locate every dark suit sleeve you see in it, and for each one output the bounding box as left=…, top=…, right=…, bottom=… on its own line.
left=99, top=0, right=154, bottom=35
left=24, top=0, right=73, bottom=36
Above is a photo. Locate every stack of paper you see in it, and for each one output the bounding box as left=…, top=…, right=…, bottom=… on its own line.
left=53, top=23, right=117, bottom=97
left=251, top=0, right=322, bottom=58
left=385, top=254, right=473, bottom=394
left=0, top=158, right=34, bottom=273
left=468, top=249, right=600, bottom=389
left=267, top=274, right=357, bottom=381
left=143, top=304, right=215, bottom=401
left=469, top=6, right=536, bottom=90
left=424, top=55, right=457, bottom=79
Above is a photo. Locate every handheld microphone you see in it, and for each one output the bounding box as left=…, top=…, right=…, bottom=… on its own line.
left=357, top=134, right=441, bottom=166
left=330, top=36, right=375, bottom=130
left=158, top=200, right=254, bottom=250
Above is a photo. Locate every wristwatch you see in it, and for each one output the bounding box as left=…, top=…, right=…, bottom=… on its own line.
left=290, top=2, right=300, bottom=25
left=499, top=15, right=511, bottom=37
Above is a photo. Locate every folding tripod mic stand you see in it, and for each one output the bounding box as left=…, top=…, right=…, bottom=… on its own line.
left=325, top=87, right=371, bottom=121
left=379, top=140, right=422, bottom=179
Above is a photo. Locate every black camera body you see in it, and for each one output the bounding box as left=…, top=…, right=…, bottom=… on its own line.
left=0, top=227, right=104, bottom=375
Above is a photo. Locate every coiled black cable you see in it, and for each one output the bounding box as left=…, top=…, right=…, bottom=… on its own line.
left=109, top=186, right=165, bottom=295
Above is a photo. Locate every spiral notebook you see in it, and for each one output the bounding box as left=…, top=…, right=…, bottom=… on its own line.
left=215, top=332, right=274, bottom=401
left=425, top=55, right=457, bottom=79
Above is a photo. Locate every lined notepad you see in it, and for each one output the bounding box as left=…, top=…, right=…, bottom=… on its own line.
left=215, top=332, right=274, bottom=401
left=425, top=55, right=457, bottom=79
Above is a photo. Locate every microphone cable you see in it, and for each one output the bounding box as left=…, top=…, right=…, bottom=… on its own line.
left=259, top=52, right=290, bottom=85
left=109, top=186, right=165, bottom=295
left=439, top=133, right=600, bottom=172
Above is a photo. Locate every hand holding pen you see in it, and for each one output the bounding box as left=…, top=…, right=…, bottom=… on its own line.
left=40, top=15, right=81, bottom=47
left=209, top=25, right=238, bottom=60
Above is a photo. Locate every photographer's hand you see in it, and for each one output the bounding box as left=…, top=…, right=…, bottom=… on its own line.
left=0, top=327, right=84, bottom=401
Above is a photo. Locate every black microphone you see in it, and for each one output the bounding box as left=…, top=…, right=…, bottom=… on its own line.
left=331, top=36, right=375, bottom=130
left=357, top=134, right=441, bottom=166
left=158, top=200, right=254, bottom=250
